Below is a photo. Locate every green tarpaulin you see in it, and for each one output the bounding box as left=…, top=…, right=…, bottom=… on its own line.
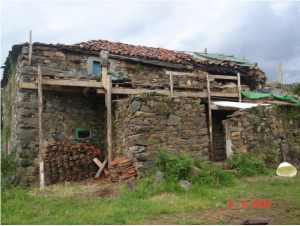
left=193, top=53, right=258, bottom=67
left=96, top=71, right=131, bottom=82
left=241, top=91, right=300, bottom=106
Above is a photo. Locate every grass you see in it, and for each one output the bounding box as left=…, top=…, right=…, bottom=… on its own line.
left=2, top=173, right=300, bottom=225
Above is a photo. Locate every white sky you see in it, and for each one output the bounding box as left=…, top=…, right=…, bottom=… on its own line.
left=1, top=0, right=300, bottom=84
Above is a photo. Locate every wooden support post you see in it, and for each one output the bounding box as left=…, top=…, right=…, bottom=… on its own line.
left=29, top=30, right=32, bottom=66
left=169, top=71, right=173, bottom=95
left=102, top=66, right=108, bottom=90
left=279, top=62, right=283, bottom=92
left=237, top=73, right=242, bottom=102
left=95, top=158, right=108, bottom=178
left=207, top=74, right=214, bottom=162
left=38, top=63, right=45, bottom=189
left=106, top=70, right=112, bottom=168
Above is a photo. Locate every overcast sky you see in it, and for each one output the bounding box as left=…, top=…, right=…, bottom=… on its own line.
left=1, top=1, right=300, bottom=84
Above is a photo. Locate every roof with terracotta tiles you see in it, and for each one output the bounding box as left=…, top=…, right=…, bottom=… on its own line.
left=67, top=40, right=204, bottom=66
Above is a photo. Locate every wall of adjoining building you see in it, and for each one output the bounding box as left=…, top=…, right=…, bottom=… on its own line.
left=113, top=95, right=210, bottom=176
left=223, top=105, right=300, bottom=166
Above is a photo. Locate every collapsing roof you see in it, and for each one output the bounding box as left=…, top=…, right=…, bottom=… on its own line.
left=2, top=39, right=267, bottom=89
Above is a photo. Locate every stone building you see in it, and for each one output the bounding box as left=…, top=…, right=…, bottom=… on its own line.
left=2, top=39, right=299, bottom=180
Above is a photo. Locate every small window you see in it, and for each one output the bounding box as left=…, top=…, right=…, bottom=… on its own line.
left=75, top=128, right=92, bottom=140
left=93, top=62, right=101, bottom=75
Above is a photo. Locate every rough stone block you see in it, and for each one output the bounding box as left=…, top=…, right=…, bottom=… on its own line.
left=129, top=146, right=146, bottom=153
left=127, top=100, right=141, bottom=114
left=134, top=125, right=151, bottom=133
left=18, top=130, right=39, bottom=141
left=167, top=114, right=181, bottom=125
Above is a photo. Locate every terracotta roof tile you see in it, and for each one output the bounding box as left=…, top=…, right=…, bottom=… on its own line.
left=67, top=40, right=196, bottom=66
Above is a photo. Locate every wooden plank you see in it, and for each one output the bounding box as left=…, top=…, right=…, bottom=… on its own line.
left=95, top=158, right=108, bottom=178
left=96, top=87, right=238, bottom=98
left=29, top=30, right=32, bottom=66
left=20, top=82, right=83, bottom=92
left=209, top=75, right=238, bottom=80
left=102, top=66, right=108, bottom=90
left=211, top=105, right=240, bottom=110
left=169, top=71, right=173, bottom=95
left=165, top=71, right=195, bottom=76
left=237, top=73, right=242, bottom=102
left=279, top=62, right=283, bottom=92
left=98, top=87, right=171, bottom=95
left=93, top=158, right=103, bottom=168
left=106, top=72, right=112, bottom=168
left=38, top=63, right=45, bottom=189
left=211, top=92, right=238, bottom=98
left=207, top=74, right=214, bottom=162
left=37, top=78, right=103, bottom=88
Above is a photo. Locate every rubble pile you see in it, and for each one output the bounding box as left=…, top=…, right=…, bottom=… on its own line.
left=109, top=157, right=137, bottom=183
left=41, top=138, right=104, bottom=184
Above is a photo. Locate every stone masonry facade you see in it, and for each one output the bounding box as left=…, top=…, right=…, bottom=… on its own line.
left=113, top=95, right=209, bottom=176
left=223, top=105, right=300, bottom=166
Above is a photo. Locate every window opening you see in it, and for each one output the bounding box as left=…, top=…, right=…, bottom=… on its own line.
left=93, top=62, right=101, bottom=75
left=75, top=128, right=92, bottom=140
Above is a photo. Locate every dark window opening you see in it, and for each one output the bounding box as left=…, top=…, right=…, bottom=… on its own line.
left=76, top=128, right=92, bottom=140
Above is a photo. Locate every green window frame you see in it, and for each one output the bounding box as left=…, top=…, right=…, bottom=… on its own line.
left=75, top=128, right=92, bottom=140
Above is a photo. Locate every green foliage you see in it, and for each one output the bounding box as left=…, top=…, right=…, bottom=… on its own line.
left=136, top=63, right=143, bottom=72
left=263, top=149, right=280, bottom=163
left=192, top=160, right=235, bottom=188
left=228, top=153, right=270, bottom=177
left=283, top=82, right=300, bottom=95
left=153, top=94, right=174, bottom=114
left=1, top=145, right=18, bottom=191
left=154, top=148, right=193, bottom=182
left=1, top=145, right=18, bottom=178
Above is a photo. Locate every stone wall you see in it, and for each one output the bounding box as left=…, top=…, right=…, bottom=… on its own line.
left=14, top=89, right=106, bottom=166
left=223, top=105, right=300, bottom=166
left=9, top=85, right=106, bottom=184
left=21, top=44, right=244, bottom=92
left=113, top=94, right=210, bottom=176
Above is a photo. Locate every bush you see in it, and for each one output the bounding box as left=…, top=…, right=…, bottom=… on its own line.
left=1, top=145, right=18, bottom=190
left=192, top=160, right=235, bottom=187
left=228, top=153, right=270, bottom=177
left=154, top=148, right=193, bottom=182
left=1, top=145, right=18, bottom=178
left=284, top=82, right=300, bottom=96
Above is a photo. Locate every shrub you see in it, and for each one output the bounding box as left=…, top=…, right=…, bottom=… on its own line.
left=1, top=145, right=18, bottom=191
left=154, top=148, right=193, bottom=182
left=228, top=153, right=270, bottom=177
left=192, top=160, right=235, bottom=187
left=1, top=145, right=18, bottom=178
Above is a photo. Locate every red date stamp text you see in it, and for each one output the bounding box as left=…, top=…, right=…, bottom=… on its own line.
left=229, top=201, right=271, bottom=208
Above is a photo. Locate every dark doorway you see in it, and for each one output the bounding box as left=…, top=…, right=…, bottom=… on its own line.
left=212, top=110, right=235, bottom=161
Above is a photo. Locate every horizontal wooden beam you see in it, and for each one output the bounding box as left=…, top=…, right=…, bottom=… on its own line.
left=97, top=87, right=170, bottom=95
left=20, top=82, right=83, bottom=92
left=165, top=71, right=207, bottom=78
left=97, top=87, right=238, bottom=98
left=211, top=92, right=238, bottom=97
left=36, top=78, right=103, bottom=88
left=211, top=105, right=240, bottom=110
left=209, top=75, right=238, bottom=80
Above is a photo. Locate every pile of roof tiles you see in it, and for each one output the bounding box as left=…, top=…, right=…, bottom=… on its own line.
left=109, top=157, right=137, bottom=183
left=40, top=138, right=104, bottom=184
